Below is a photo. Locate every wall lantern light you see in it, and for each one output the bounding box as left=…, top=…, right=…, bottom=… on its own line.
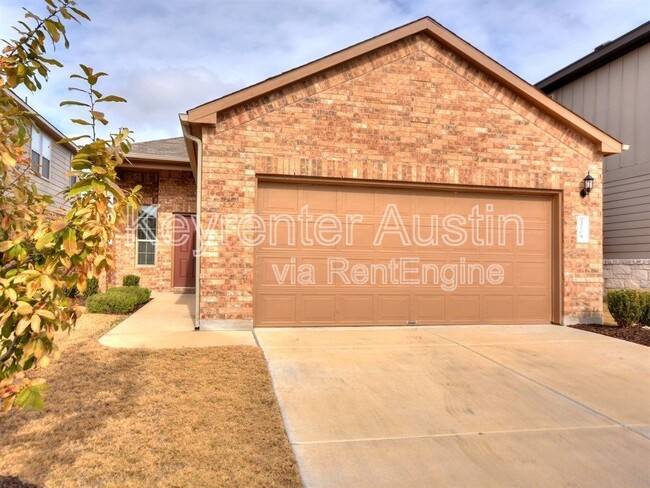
left=580, top=172, right=594, bottom=198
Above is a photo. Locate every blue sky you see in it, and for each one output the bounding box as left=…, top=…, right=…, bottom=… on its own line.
left=1, top=0, right=648, bottom=142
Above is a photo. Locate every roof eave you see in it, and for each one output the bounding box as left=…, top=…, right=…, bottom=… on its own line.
left=4, top=88, right=79, bottom=153
left=536, top=21, right=650, bottom=93
left=127, top=152, right=190, bottom=163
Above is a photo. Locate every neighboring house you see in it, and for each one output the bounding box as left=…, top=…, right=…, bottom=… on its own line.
left=6, top=90, right=77, bottom=209
left=114, top=17, right=623, bottom=329
left=536, top=21, right=650, bottom=293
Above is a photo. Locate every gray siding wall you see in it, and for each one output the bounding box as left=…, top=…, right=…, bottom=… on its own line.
left=25, top=135, right=74, bottom=210
left=550, top=42, right=650, bottom=259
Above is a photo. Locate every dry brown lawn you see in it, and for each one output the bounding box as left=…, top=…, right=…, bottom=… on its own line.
left=0, top=314, right=301, bottom=488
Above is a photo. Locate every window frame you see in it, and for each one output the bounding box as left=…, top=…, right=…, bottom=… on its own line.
left=30, top=126, right=52, bottom=180
left=69, top=154, right=77, bottom=188
left=136, top=204, right=158, bottom=267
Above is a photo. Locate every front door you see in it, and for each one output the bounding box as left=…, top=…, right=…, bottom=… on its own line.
left=173, top=214, right=196, bottom=288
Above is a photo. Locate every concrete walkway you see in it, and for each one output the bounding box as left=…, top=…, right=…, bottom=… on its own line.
left=99, top=293, right=256, bottom=348
left=258, top=324, right=650, bottom=487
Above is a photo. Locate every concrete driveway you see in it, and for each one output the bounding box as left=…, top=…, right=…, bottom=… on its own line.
left=256, top=325, right=650, bottom=487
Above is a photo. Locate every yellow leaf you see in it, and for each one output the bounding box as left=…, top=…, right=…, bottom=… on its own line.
left=50, top=220, right=67, bottom=232
left=62, top=228, right=77, bottom=256
left=77, top=273, right=87, bottom=293
left=38, top=356, right=51, bottom=368
left=35, top=309, right=56, bottom=320
left=16, top=317, right=30, bottom=336
left=15, top=301, right=33, bottom=316
left=33, top=339, right=46, bottom=360
left=40, top=275, right=54, bottom=293
left=0, top=310, right=12, bottom=327
left=0, top=241, right=14, bottom=252
left=1, top=151, right=17, bottom=168
left=30, top=314, right=41, bottom=333
left=60, top=255, right=72, bottom=268
left=5, top=288, right=17, bottom=302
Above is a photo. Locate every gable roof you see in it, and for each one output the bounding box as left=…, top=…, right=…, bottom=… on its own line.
left=124, top=137, right=192, bottom=172
left=536, top=20, right=650, bottom=93
left=130, top=137, right=189, bottom=161
left=186, top=17, right=622, bottom=155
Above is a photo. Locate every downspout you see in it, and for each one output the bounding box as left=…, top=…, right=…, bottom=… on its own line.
left=180, top=115, right=202, bottom=330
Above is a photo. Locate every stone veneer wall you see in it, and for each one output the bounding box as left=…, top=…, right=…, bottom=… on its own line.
left=603, top=259, right=650, bottom=293
left=199, top=33, right=606, bottom=327
left=110, top=169, right=196, bottom=292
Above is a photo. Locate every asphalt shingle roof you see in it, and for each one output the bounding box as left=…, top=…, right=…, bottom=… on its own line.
left=130, top=137, right=189, bottom=160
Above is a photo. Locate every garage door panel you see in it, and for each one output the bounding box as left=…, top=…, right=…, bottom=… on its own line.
left=376, top=191, right=412, bottom=216
left=445, top=295, right=482, bottom=322
left=516, top=261, right=549, bottom=287
left=262, top=218, right=297, bottom=249
left=375, top=224, right=413, bottom=249
left=519, top=228, right=550, bottom=254
left=483, top=295, right=515, bottom=322
left=515, top=295, right=551, bottom=322
left=340, top=188, right=376, bottom=215
left=258, top=184, right=299, bottom=214
left=413, top=193, right=448, bottom=215
left=412, top=295, right=446, bottom=323
left=376, top=294, right=410, bottom=323
left=489, top=261, right=514, bottom=287
left=339, top=295, right=375, bottom=323
left=513, top=197, right=551, bottom=222
left=341, top=223, right=376, bottom=250
left=257, top=294, right=296, bottom=324
left=255, top=182, right=553, bottom=326
left=445, top=195, right=477, bottom=214
left=257, top=256, right=296, bottom=285
left=300, top=294, right=337, bottom=324
left=304, top=187, right=338, bottom=214
left=485, top=195, right=515, bottom=214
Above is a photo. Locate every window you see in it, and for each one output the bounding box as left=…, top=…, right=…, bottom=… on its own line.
left=69, top=155, right=77, bottom=188
left=30, top=127, right=52, bottom=179
left=137, top=205, right=158, bottom=265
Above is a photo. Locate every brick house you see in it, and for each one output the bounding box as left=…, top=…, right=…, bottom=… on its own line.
left=114, top=17, right=622, bottom=329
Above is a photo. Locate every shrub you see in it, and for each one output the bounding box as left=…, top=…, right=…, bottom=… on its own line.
left=606, top=289, right=642, bottom=327
left=87, top=292, right=139, bottom=314
left=122, top=274, right=141, bottom=287
left=639, top=291, right=650, bottom=327
left=84, top=277, right=100, bottom=298
left=106, top=286, right=151, bottom=304
left=87, top=286, right=151, bottom=314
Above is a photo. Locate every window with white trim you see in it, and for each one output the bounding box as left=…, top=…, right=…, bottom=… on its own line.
left=69, top=154, right=77, bottom=188
left=30, top=127, right=52, bottom=179
left=136, top=205, right=158, bottom=265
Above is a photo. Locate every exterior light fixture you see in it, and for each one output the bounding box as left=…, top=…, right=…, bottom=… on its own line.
left=580, top=172, right=594, bottom=198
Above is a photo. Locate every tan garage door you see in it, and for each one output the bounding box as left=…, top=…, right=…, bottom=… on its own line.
left=254, top=182, right=552, bottom=326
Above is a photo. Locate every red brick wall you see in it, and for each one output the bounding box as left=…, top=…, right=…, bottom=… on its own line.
left=111, top=169, right=197, bottom=291
left=200, top=33, right=604, bottom=325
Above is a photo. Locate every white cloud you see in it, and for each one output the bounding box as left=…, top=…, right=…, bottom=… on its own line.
left=1, top=0, right=647, bottom=141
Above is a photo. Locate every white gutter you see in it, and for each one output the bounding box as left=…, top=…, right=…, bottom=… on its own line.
left=180, top=114, right=202, bottom=330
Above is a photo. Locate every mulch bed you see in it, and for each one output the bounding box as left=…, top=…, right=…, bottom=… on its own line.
left=570, top=323, right=650, bottom=347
